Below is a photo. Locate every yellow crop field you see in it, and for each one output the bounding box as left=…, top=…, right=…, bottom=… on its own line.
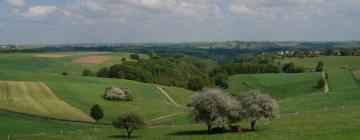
left=0, top=81, right=94, bottom=122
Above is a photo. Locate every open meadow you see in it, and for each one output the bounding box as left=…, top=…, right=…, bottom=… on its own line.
left=1, top=52, right=360, bottom=140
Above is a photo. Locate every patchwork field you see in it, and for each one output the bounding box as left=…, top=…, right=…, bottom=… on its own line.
left=1, top=53, right=360, bottom=139
left=0, top=81, right=94, bottom=122
left=35, top=54, right=70, bottom=58
left=72, top=56, right=112, bottom=64
left=352, top=70, right=360, bottom=80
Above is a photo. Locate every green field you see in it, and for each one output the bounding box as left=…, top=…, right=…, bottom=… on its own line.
left=0, top=81, right=94, bottom=122
left=2, top=53, right=360, bottom=139
left=3, top=107, right=360, bottom=140
left=227, top=72, right=321, bottom=99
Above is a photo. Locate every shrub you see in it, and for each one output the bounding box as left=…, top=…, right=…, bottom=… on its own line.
left=241, top=90, right=278, bottom=131
left=130, top=54, right=140, bottom=60
left=112, top=112, right=146, bottom=138
left=82, top=69, right=93, bottom=76
left=90, top=104, right=104, bottom=121
left=62, top=72, right=68, bottom=76
left=121, top=57, right=127, bottom=62
left=104, top=87, right=133, bottom=101
left=317, top=78, right=325, bottom=89
left=187, top=76, right=212, bottom=91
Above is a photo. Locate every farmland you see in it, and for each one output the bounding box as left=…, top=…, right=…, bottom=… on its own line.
left=1, top=52, right=360, bottom=140
left=0, top=81, right=94, bottom=122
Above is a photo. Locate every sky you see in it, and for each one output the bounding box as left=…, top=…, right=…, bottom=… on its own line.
left=1, top=0, right=360, bottom=44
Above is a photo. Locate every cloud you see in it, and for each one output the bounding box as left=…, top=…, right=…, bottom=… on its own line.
left=23, top=5, right=58, bottom=17
left=6, top=0, right=24, bottom=7
left=230, top=3, right=254, bottom=15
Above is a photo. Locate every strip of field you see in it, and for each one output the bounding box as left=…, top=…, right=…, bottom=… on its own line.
left=35, top=54, right=70, bottom=58
left=72, top=56, right=112, bottom=64
left=352, top=70, right=360, bottom=80
left=0, top=81, right=94, bottom=122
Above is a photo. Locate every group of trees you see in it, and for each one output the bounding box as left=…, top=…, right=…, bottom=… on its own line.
left=90, top=104, right=146, bottom=138
left=282, top=62, right=305, bottom=73
left=189, top=89, right=278, bottom=133
left=94, top=54, right=215, bottom=90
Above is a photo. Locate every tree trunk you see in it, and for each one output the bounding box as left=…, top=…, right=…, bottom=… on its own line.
left=251, top=120, right=256, bottom=131
left=207, top=124, right=212, bottom=133
left=126, top=128, right=133, bottom=138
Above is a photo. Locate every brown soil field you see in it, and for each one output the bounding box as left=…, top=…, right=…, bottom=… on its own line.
left=72, top=56, right=112, bottom=64
left=352, top=70, right=360, bottom=80
left=35, top=54, right=70, bottom=58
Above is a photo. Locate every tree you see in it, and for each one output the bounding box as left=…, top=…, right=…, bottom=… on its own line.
left=130, top=54, right=140, bottom=60
left=97, top=67, right=109, bottom=77
left=189, top=88, right=241, bottom=133
left=317, top=78, right=325, bottom=89
left=112, top=112, right=146, bottom=138
left=241, top=90, right=278, bottom=131
left=315, top=61, right=324, bottom=72
left=187, top=76, right=211, bottom=91
left=82, top=69, right=93, bottom=76
left=121, top=57, right=127, bottom=62
left=62, top=72, right=68, bottom=76
left=90, top=104, right=103, bottom=121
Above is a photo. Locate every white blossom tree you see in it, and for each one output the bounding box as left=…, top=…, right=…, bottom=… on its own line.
left=241, top=90, right=278, bottom=131
left=189, top=88, right=241, bottom=132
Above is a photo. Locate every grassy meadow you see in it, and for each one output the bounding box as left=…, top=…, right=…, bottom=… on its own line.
left=1, top=53, right=360, bottom=139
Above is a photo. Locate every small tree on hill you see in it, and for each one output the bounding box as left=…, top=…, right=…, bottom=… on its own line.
left=315, top=61, right=324, bottom=72
left=241, top=90, right=278, bottom=131
left=189, top=88, right=241, bottom=133
left=130, top=54, right=140, bottom=60
left=90, top=104, right=104, bottom=121
left=317, top=78, right=325, bottom=89
left=187, top=76, right=212, bottom=91
left=82, top=69, right=93, bottom=76
left=112, top=112, right=146, bottom=138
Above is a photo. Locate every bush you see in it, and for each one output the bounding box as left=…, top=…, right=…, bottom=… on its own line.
left=315, top=61, right=324, bottom=72
left=112, top=112, right=146, bottom=138
left=90, top=104, right=104, bottom=121
left=82, top=69, right=93, bottom=76
left=317, top=78, right=325, bottom=89
left=187, top=77, right=212, bottom=91
left=130, top=54, right=140, bottom=60
left=62, top=72, right=68, bottom=76
left=121, top=57, right=127, bottom=62
left=282, top=62, right=305, bottom=73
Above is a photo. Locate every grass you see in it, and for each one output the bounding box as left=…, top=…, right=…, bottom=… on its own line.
left=0, top=81, right=94, bottom=122
left=227, top=72, right=321, bottom=100
left=159, top=86, right=194, bottom=106
left=3, top=107, right=360, bottom=140
left=2, top=54, right=360, bottom=139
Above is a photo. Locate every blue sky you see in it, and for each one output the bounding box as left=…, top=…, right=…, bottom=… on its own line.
left=1, top=0, right=360, bottom=44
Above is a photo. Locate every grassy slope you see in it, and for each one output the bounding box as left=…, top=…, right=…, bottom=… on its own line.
left=279, top=56, right=360, bottom=112
left=0, top=52, right=186, bottom=124
left=227, top=73, right=321, bottom=100
left=159, top=86, right=194, bottom=106
left=4, top=107, right=360, bottom=140
left=0, top=81, right=94, bottom=122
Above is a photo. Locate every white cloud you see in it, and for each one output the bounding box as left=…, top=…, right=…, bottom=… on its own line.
left=23, top=5, right=58, bottom=17
left=230, top=3, right=254, bottom=15
left=6, top=0, right=24, bottom=7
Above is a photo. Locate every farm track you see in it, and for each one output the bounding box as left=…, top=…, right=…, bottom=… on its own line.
left=322, top=71, right=330, bottom=93
left=154, top=86, right=185, bottom=108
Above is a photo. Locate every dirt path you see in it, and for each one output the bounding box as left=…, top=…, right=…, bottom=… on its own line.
left=154, top=86, right=185, bottom=108
left=147, top=113, right=182, bottom=122
left=322, top=71, right=330, bottom=93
